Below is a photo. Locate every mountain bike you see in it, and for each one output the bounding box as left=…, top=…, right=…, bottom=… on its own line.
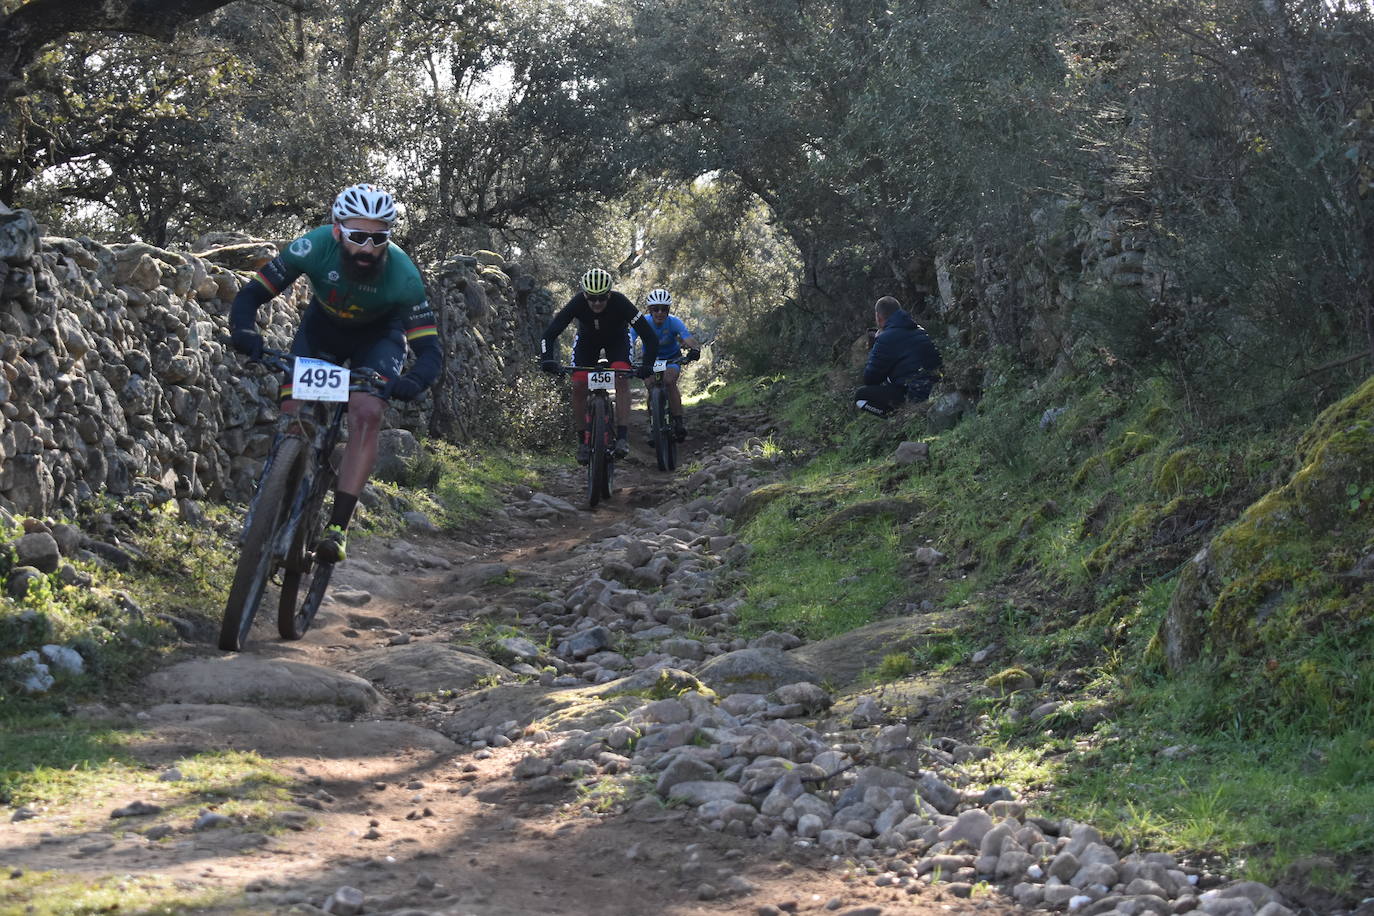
left=561, top=361, right=634, bottom=509
left=642, top=351, right=699, bottom=472
left=218, top=347, right=385, bottom=652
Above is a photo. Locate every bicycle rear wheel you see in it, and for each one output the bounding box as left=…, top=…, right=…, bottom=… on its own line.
left=293, top=559, right=337, bottom=638
left=220, top=437, right=305, bottom=651
left=278, top=463, right=336, bottom=640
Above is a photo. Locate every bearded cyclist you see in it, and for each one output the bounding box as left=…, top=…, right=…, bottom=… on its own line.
left=630, top=288, right=701, bottom=442
left=540, top=268, right=657, bottom=463
left=228, top=182, right=441, bottom=565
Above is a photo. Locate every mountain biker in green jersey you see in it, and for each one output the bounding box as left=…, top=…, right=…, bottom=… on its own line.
left=228, top=183, right=441, bottom=564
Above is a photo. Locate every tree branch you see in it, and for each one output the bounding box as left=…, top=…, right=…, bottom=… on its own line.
left=0, top=0, right=238, bottom=84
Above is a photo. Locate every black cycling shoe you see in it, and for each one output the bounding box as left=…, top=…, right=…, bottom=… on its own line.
left=315, top=525, right=347, bottom=564
left=672, top=418, right=688, bottom=442
left=576, top=441, right=592, bottom=465
left=612, top=436, right=630, bottom=460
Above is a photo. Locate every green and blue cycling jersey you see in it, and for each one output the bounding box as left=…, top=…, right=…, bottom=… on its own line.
left=229, top=225, right=441, bottom=391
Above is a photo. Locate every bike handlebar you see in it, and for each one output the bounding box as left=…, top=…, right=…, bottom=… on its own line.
left=222, top=338, right=387, bottom=395
left=557, top=364, right=637, bottom=375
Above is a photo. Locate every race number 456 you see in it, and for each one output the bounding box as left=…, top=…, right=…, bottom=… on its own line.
left=292, top=357, right=349, bottom=402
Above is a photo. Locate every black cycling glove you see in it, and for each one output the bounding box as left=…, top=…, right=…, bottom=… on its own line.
left=230, top=327, right=264, bottom=360
left=384, top=375, right=426, bottom=402
left=540, top=357, right=560, bottom=375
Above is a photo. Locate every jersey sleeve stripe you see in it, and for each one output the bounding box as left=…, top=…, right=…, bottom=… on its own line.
left=251, top=273, right=284, bottom=296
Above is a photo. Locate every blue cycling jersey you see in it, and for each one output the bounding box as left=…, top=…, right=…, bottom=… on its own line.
left=632, top=314, right=692, bottom=360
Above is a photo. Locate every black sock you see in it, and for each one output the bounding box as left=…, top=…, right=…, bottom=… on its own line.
left=617, top=425, right=628, bottom=439
left=329, top=491, right=358, bottom=530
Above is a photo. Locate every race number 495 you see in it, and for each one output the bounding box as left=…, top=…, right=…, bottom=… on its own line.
left=292, top=357, right=349, bottom=402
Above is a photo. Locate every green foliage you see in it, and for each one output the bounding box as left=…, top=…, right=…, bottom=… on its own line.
left=0, top=710, right=139, bottom=806
left=721, top=353, right=1374, bottom=887
left=374, top=439, right=540, bottom=531
left=735, top=458, right=909, bottom=639
left=1, top=870, right=229, bottom=915
left=874, top=652, right=914, bottom=681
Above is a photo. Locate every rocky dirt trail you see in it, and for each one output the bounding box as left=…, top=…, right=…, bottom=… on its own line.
left=1, top=404, right=1290, bottom=916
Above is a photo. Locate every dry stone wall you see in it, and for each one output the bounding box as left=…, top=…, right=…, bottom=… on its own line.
left=934, top=196, right=1156, bottom=368
left=0, top=202, right=550, bottom=518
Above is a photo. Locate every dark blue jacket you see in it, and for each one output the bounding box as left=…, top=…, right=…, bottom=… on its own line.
left=862, top=309, right=941, bottom=393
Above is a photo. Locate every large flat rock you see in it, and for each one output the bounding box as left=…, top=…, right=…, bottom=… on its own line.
left=138, top=703, right=456, bottom=757
left=694, top=647, right=819, bottom=696
left=144, top=657, right=383, bottom=711
left=345, top=642, right=511, bottom=695
left=790, top=616, right=955, bottom=687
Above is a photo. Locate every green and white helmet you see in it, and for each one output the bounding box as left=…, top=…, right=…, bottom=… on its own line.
left=581, top=268, right=613, bottom=296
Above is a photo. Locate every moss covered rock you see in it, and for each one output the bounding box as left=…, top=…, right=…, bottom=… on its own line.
left=735, top=481, right=796, bottom=527
left=1162, top=376, right=1374, bottom=723
left=984, top=667, right=1037, bottom=693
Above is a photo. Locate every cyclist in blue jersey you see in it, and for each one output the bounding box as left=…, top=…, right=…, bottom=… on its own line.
left=228, top=183, right=441, bottom=564
left=630, top=288, right=701, bottom=442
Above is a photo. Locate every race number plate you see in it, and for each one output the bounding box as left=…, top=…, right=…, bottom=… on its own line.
left=587, top=370, right=615, bottom=390
left=292, top=357, right=349, bottom=402
left=653, top=359, right=668, bottom=372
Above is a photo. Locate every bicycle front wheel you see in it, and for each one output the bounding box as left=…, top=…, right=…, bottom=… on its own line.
left=220, top=437, right=306, bottom=651
left=650, top=386, right=669, bottom=471
left=587, top=396, right=609, bottom=508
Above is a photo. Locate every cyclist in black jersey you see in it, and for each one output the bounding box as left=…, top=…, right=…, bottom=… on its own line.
left=228, top=183, right=442, bottom=564
left=539, top=268, right=657, bottom=463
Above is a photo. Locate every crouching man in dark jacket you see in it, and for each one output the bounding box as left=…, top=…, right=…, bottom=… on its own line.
left=855, top=295, right=942, bottom=417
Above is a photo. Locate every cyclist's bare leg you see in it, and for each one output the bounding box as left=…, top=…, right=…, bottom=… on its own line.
left=315, top=392, right=383, bottom=562
left=572, top=379, right=589, bottom=441
left=614, top=375, right=631, bottom=427
left=337, top=392, right=384, bottom=495
left=665, top=366, right=684, bottom=415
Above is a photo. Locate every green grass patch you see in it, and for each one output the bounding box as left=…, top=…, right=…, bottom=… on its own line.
left=1, top=871, right=233, bottom=915
left=0, top=706, right=289, bottom=819
left=369, top=439, right=541, bottom=531
left=707, top=344, right=1374, bottom=889
left=1029, top=700, right=1374, bottom=884
left=0, top=711, right=141, bottom=807
left=735, top=459, right=909, bottom=638
left=109, top=500, right=237, bottom=632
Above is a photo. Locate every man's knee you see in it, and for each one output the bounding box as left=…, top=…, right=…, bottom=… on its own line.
left=350, top=395, right=385, bottom=430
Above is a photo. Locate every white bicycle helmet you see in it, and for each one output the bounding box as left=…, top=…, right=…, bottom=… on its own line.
left=645, top=288, right=672, bottom=307
left=331, top=183, right=397, bottom=226
left=581, top=268, right=613, bottom=295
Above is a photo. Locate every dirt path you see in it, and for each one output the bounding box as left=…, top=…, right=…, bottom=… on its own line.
left=1, top=407, right=1020, bottom=916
